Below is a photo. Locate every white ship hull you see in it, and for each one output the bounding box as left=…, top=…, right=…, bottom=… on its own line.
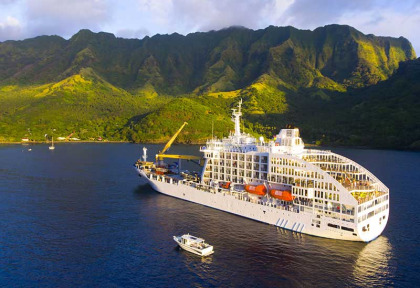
left=137, top=169, right=388, bottom=242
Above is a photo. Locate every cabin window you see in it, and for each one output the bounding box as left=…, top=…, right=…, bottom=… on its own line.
left=341, top=226, right=354, bottom=232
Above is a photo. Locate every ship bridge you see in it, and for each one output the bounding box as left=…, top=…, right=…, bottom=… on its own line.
left=269, top=126, right=305, bottom=155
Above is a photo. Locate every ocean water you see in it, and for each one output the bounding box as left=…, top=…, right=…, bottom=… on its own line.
left=0, top=143, right=419, bottom=287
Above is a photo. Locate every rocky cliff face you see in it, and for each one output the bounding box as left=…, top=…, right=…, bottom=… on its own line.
left=0, top=25, right=415, bottom=92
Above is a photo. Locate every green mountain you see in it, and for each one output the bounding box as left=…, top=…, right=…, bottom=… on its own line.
left=0, top=25, right=418, bottom=149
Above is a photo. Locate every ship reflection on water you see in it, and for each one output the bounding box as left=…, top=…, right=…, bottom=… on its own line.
left=353, top=237, right=394, bottom=286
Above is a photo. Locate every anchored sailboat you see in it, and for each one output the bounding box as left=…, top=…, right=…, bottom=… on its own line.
left=49, top=136, right=55, bottom=150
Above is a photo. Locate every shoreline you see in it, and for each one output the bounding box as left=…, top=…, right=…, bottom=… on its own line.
left=0, top=140, right=131, bottom=144
left=1, top=141, right=418, bottom=151
left=0, top=139, right=208, bottom=145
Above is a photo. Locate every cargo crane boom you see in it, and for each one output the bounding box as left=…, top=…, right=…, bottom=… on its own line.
left=156, top=122, right=202, bottom=165
left=159, top=122, right=188, bottom=156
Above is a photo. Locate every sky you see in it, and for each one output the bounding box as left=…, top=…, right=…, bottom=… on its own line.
left=0, top=0, right=419, bottom=55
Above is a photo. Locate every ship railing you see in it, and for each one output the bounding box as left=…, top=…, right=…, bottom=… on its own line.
left=253, top=199, right=298, bottom=213
left=154, top=173, right=307, bottom=213
left=352, top=190, right=387, bottom=205
left=342, top=182, right=375, bottom=191
left=319, top=167, right=361, bottom=173
left=341, top=208, right=355, bottom=216
left=333, top=152, right=389, bottom=192
left=304, top=149, right=332, bottom=155
left=324, top=205, right=342, bottom=213
left=341, top=215, right=355, bottom=223
left=304, top=159, right=347, bottom=164
left=300, top=206, right=313, bottom=213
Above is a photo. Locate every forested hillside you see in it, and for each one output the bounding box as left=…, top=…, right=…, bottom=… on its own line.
left=0, top=25, right=418, bottom=149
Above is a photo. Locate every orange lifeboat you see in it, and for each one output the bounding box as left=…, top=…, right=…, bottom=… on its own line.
left=244, top=184, right=267, bottom=196
left=270, top=189, right=294, bottom=201
left=155, top=166, right=168, bottom=175
left=219, top=182, right=231, bottom=189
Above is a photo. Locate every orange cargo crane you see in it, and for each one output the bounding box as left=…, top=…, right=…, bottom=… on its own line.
left=66, top=131, right=74, bottom=140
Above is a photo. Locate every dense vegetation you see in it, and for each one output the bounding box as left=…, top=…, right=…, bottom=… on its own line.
left=0, top=25, right=418, bottom=149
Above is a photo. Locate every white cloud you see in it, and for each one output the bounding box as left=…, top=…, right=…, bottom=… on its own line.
left=0, top=16, right=22, bottom=40
left=270, top=0, right=420, bottom=55
left=0, top=0, right=419, bottom=55
left=115, top=28, right=150, bottom=39
left=260, top=0, right=294, bottom=26
left=281, top=0, right=375, bottom=28
left=135, top=0, right=281, bottom=34
left=0, top=0, right=20, bottom=4
left=338, top=6, right=420, bottom=55
left=137, top=0, right=173, bottom=27
left=25, top=0, right=111, bottom=37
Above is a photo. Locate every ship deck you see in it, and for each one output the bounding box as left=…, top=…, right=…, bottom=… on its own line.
left=141, top=170, right=359, bottom=223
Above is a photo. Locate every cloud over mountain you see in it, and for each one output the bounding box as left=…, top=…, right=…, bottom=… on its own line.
left=0, top=0, right=419, bottom=53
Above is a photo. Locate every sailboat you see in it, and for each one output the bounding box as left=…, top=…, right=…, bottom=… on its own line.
left=49, top=136, right=55, bottom=150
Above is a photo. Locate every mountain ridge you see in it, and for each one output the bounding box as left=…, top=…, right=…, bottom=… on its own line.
left=1, top=25, right=415, bottom=89
left=0, top=25, right=418, bottom=149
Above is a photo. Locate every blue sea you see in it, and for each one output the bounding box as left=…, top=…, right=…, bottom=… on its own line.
left=1, top=143, right=419, bottom=287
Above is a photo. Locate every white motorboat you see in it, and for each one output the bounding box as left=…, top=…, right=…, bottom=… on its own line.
left=173, top=234, right=214, bottom=256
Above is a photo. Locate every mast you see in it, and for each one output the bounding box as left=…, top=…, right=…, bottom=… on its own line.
left=232, top=99, right=242, bottom=137
left=211, top=119, right=214, bottom=140
left=142, top=147, right=147, bottom=162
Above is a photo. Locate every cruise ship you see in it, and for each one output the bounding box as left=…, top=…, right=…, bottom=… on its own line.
left=134, top=100, right=389, bottom=242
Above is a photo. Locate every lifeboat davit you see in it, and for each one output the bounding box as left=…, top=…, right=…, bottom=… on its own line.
left=270, top=189, right=294, bottom=201
left=244, top=184, right=267, bottom=196
left=219, top=182, right=231, bottom=189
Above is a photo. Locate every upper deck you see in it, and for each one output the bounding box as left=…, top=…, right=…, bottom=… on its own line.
left=301, top=149, right=389, bottom=204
